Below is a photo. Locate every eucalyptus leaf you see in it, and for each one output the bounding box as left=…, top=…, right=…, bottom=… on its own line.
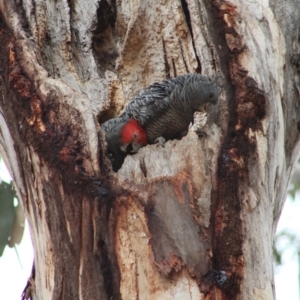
left=0, top=181, right=16, bottom=256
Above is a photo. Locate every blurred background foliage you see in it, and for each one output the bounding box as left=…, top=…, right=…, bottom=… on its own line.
left=273, top=163, right=300, bottom=294
left=0, top=158, right=25, bottom=257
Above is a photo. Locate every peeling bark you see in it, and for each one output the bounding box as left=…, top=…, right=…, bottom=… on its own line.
left=0, top=0, right=299, bottom=299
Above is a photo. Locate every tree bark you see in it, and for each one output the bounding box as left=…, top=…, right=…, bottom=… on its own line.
left=0, top=0, right=299, bottom=299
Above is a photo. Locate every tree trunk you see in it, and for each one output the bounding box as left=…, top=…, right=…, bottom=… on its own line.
left=0, top=0, right=299, bottom=299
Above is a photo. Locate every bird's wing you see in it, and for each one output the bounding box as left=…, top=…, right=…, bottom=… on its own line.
left=120, top=82, right=172, bottom=127
left=120, top=74, right=210, bottom=127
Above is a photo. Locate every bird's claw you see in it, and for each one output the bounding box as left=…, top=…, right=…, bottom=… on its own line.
left=154, top=136, right=166, bottom=147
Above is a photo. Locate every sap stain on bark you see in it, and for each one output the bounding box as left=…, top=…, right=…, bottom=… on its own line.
left=208, top=1, right=267, bottom=298
left=2, top=31, right=109, bottom=202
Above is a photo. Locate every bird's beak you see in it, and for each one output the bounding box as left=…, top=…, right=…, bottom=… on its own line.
left=120, top=143, right=130, bottom=153
left=120, top=142, right=142, bottom=154
left=130, top=142, right=142, bottom=153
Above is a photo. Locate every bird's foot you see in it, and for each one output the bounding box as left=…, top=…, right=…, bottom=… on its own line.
left=154, top=136, right=166, bottom=147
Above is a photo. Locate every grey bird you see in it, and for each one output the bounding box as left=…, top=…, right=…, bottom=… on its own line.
left=102, top=73, right=218, bottom=171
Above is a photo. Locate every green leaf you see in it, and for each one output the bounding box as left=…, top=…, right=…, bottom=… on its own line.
left=8, top=198, right=25, bottom=248
left=0, top=181, right=16, bottom=256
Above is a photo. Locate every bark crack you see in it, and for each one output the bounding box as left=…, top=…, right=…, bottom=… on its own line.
left=180, top=0, right=202, bottom=73
left=92, top=0, right=118, bottom=76
left=172, top=59, right=177, bottom=77
left=179, top=39, right=189, bottom=73
left=99, top=239, right=117, bottom=300
left=162, top=39, right=171, bottom=79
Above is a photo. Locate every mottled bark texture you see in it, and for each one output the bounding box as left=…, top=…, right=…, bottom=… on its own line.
left=0, top=0, right=299, bottom=299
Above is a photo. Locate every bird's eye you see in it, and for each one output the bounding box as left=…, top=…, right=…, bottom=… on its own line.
left=133, top=133, right=138, bottom=139
left=209, top=93, right=214, bottom=98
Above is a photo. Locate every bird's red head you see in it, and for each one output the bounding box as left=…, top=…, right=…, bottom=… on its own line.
left=121, top=119, right=148, bottom=146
